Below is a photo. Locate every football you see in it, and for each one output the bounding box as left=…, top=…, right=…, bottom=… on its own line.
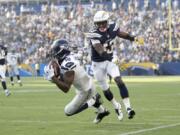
left=49, top=60, right=60, bottom=77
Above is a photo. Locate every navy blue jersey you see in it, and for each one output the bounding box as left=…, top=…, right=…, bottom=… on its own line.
left=0, top=45, right=7, bottom=65
left=88, top=22, right=119, bottom=62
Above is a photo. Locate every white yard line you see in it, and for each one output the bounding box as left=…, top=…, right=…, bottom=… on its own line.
left=118, top=123, right=180, bottom=135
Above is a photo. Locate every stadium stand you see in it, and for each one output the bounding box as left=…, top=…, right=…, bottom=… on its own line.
left=0, top=0, right=179, bottom=75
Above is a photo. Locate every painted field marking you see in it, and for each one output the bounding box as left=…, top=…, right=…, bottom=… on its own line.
left=118, top=122, right=180, bottom=135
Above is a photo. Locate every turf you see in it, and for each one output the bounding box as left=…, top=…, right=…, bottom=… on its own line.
left=0, top=76, right=180, bottom=135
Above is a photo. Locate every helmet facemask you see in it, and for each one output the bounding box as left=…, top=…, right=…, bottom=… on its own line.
left=53, top=48, right=70, bottom=63
left=51, top=39, right=70, bottom=63
left=95, top=21, right=108, bottom=32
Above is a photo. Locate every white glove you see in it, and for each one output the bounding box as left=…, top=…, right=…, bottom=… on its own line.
left=44, top=65, right=55, bottom=81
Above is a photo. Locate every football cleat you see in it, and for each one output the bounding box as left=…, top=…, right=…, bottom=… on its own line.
left=93, top=109, right=110, bottom=124
left=11, top=82, right=14, bottom=86
left=18, top=80, right=23, bottom=86
left=115, top=103, right=123, bottom=121
left=19, top=82, right=23, bottom=86
left=5, top=90, right=11, bottom=97
left=127, top=108, right=136, bottom=119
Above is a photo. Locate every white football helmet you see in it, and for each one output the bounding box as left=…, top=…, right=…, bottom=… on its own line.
left=93, top=11, right=109, bottom=32
left=93, top=11, right=109, bottom=23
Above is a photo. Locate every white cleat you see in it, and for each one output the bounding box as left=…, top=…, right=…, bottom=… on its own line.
left=11, top=82, right=14, bottom=86
left=18, top=80, right=23, bottom=86
left=115, top=103, right=123, bottom=121
left=5, top=90, right=11, bottom=97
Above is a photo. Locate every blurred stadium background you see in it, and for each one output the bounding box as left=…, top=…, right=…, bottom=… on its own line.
left=0, top=1, right=180, bottom=135
left=0, top=0, right=179, bottom=76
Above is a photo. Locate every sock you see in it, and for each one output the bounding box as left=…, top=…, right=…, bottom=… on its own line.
left=123, top=98, right=131, bottom=110
left=18, top=80, right=21, bottom=83
left=96, top=105, right=105, bottom=113
left=87, top=98, right=96, bottom=107
left=111, top=98, right=119, bottom=109
left=5, top=89, right=9, bottom=93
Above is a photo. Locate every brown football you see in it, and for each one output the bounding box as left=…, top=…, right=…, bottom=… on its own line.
left=49, top=60, right=60, bottom=77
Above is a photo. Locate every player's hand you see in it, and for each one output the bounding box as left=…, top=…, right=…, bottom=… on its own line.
left=44, top=65, right=55, bottom=81
left=135, top=37, right=144, bottom=45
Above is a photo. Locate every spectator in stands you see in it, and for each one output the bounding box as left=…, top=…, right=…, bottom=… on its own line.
left=0, top=0, right=179, bottom=65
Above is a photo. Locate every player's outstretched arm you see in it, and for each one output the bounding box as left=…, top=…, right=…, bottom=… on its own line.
left=117, top=31, right=135, bottom=41
left=52, top=71, right=75, bottom=93
left=117, top=30, right=144, bottom=45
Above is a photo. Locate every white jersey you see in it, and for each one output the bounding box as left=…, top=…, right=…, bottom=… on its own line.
left=60, top=54, right=92, bottom=92
left=7, top=53, right=20, bottom=66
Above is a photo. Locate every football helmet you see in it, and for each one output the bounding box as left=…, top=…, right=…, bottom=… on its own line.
left=51, top=39, right=70, bottom=62
left=93, top=11, right=109, bottom=32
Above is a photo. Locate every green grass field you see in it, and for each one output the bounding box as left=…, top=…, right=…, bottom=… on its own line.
left=0, top=76, right=180, bottom=135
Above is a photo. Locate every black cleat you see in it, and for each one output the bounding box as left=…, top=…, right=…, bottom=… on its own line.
left=93, top=109, right=110, bottom=124
left=127, top=108, right=136, bottom=119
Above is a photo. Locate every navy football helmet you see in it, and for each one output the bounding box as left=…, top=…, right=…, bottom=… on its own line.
left=51, top=39, right=70, bottom=62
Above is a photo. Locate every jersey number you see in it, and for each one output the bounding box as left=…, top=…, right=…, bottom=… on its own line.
left=103, top=40, right=114, bottom=54
left=0, top=50, right=5, bottom=59
left=65, top=62, right=75, bottom=70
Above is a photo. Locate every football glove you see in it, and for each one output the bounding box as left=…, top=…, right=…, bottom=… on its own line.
left=44, top=65, right=55, bottom=81
left=135, top=37, right=144, bottom=45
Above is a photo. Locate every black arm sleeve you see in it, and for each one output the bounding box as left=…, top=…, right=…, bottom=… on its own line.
left=126, top=35, right=135, bottom=41
left=118, top=30, right=135, bottom=41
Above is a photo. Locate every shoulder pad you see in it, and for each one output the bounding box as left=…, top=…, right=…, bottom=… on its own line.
left=86, top=32, right=102, bottom=39
left=61, top=55, right=77, bottom=71
left=109, top=22, right=119, bottom=31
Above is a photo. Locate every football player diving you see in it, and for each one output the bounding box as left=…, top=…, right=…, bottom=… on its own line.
left=44, top=39, right=109, bottom=124
left=87, top=10, right=144, bottom=120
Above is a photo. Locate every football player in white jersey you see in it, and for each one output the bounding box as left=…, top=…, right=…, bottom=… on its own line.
left=7, top=49, right=22, bottom=86
left=0, top=44, right=11, bottom=96
left=44, top=39, right=109, bottom=124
